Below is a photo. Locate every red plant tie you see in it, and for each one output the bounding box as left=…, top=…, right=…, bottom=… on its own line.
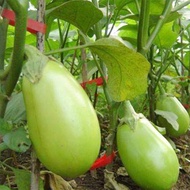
left=81, top=77, right=104, bottom=88
left=2, top=9, right=46, bottom=34
left=90, top=151, right=116, bottom=170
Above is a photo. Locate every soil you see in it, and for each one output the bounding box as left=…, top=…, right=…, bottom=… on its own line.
left=0, top=131, right=190, bottom=190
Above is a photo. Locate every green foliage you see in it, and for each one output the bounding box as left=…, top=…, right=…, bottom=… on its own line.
left=13, top=169, right=44, bottom=190
left=0, top=185, right=11, bottom=190
left=153, top=21, right=179, bottom=48
left=0, top=118, right=12, bottom=135
left=4, top=92, right=26, bottom=123
left=46, top=1, right=103, bottom=34
left=3, top=127, right=31, bottom=153
left=89, top=37, right=150, bottom=101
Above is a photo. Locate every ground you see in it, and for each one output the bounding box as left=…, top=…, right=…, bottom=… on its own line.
left=0, top=131, right=190, bottom=190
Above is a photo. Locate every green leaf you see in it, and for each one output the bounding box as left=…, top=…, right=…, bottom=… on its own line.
left=46, top=0, right=69, bottom=9
left=0, top=142, right=8, bottom=152
left=4, top=92, right=26, bottom=124
left=88, top=38, right=150, bottom=102
left=13, top=169, right=31, bottom=190
left=47, top=0, right=103, bottom=33
left=3, top=127, right=31, bottom=153
left=184, top=52, right=190, bottom=68
left=155, top=110, right=179, bottom=131
left=115, top=0, right=129, bottom=9
left=118, top=24, right=138, bottom=46
left=0, top=118, right=12, bottom=135
left=13, top=169, right=44, bottom=190
left=153, top=22, right=178, bottom=48
left=150, top=0, right=165, bottom=15
left=0, top=185, right=11, bottom=190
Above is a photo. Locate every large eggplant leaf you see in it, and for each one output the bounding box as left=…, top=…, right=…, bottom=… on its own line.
left=47, top=0, right=103, bottom=33
left=88, top=38, right=150, bottom=102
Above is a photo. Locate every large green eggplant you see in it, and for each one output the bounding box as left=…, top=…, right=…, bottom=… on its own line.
left=22, top=45, right=101, bottom=178
left=117, top=115, right=179, bottom=190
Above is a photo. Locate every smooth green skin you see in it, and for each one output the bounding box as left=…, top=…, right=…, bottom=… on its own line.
left=22, top=60, right=101, bottom=178
left=117, top=118, right=179, bottom=190
left=156, top=96, right=190, bottom=137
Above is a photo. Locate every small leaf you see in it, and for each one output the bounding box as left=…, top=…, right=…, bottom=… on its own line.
left=0, top=118, right=12, bottom=135
left=153, top=22, right=178, bottom=48
left=150, top=0, right=165, bottom=15
left=0, top=185, right=11, bottom=190
left=88, top=38, right=150, bottom=102
left=47, top=1, right=103, bottom=33
left=13, top=169, right=44, bottom=190
left=4, top=92, right=26, bottom=123
left=115, top=0, right=129, bottom=9
left=184, top=52, right=190, bottom=68
left=3, top=127, right=31, bottom=153
left=155, top=110, right=179, bottom=131
left=13, top=169, right=31, bottom=190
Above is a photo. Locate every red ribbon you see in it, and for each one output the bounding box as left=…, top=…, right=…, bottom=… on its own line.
left=2, top=9, right=46, bottom=34
left=80, top=77, right=104, bottom=88
left=90, top=151, right=116, bottom=170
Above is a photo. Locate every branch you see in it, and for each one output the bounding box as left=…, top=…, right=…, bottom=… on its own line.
left=5, top=0, right=29, bottom=96
left=0, top=0, right=28, bottom=118
left=137, top=0, right=150, bottom=55
left=0, top=1, right=8, bottom=70
left=145, top=0, right=173, bottom=52
left=30, top=1, right=46, bottom=190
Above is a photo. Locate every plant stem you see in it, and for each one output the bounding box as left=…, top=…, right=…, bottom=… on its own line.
left=123, top=100, right=137, bottom=119
left=137, top=0, right=150, bottom=55
left=105, top=102, right=121, bottom=171
left=92, top=0, right=107, bottom=77
left=120, top=100, right=140, bottom=129
left=30, top=1, right=46, bottom=190
left=91, top=0, right=102, bottom=39
left=145, top=0, right=173, bottom=52
left=36, top=0, right=45, bottom=51
left=0, top=2, right=8, bottom=70
left=45, top=44, right=89, bottom=55
left=60, top=22, right=70, bottom=63
left=0, top=0, right=28, bottom=118
left=30, top=150, right=41, bottom=190
left=4, top=0, right=28, bottom=97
